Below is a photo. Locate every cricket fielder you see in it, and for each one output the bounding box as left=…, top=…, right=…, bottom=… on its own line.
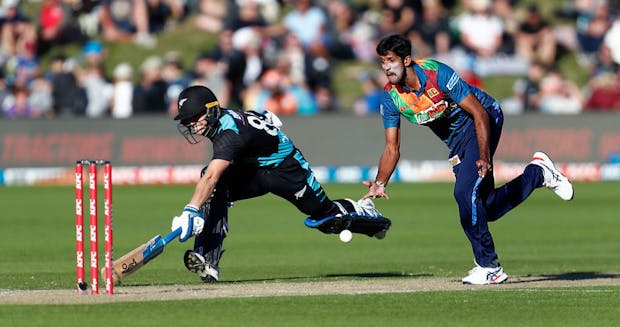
left=171, top=85, right=390, bottom=282
left=363, top=34, right=574, bottom=285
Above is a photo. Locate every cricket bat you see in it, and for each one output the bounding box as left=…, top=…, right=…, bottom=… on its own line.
left=109, top=228, right=182, bottom=283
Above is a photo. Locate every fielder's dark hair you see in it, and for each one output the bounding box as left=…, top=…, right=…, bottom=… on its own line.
left=376, top=34, right=412, bottom=60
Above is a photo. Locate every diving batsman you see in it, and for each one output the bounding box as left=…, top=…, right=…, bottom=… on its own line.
left=170, top=85, right=391, bottom=283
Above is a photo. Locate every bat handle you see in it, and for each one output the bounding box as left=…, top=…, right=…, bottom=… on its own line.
left=164, top=228, right=183, bottom=244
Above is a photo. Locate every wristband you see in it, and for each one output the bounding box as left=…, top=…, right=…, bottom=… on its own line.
left=375, top=181, right=386, bottom=188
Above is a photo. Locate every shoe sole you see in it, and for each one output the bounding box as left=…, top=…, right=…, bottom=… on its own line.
left=531, top=151, right=574, bottom=201
left=184, top=251, right=206, bottom=274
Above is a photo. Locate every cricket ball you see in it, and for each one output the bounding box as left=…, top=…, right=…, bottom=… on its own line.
left=339, top=230, right=352, bottom=243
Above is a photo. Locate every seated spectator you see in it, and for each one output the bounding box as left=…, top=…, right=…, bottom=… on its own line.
left=538, top=69, right=584, bottom=114
left=0, top=0, right=37, bottom=61
left=515, top=5, right=557, bottom=67
left=457, top=0, right=503, bottom=58
left=379, top=0, right=417, bottom=35
left=99, top=0, right=156, bottom=48
left=245, top=68, right=317, bottom=115
left=194, top=0, right=227, bottom=33
left=491, top=0, right=519, bottom=55
left=79, top=41, right=113, bottom=118
left=584, top=65, right=620, bottom=111
left=280, top=0, right=329, bottom=58
left=223, top=0, right=267, bottom=32
left=111, top=62, right=133, bottom=118
left=48, top=55, right=86, bottom=117
left=453, top=0, right=528, bottom=77
left=408, top=0, right=451, bottom=57
left=187, top=51, right=229, bottom=108
left=2, top=86, right=36, bottom=118
left=162, top=51, right=190, bottom=117
left=575, top=0, right=612, bottom=67
left=37, top=0, right=88, bottom=55
left=28, top=75, right=53, bottom=118
left=231, top=26, right=264, bottom=106
left=603, top=15, right=620, bottom=66
left=132, top=55, right=168, bottom=114
left=353, top=70, right=386, bottom=116
left=501, top=61, right=546, bottom=114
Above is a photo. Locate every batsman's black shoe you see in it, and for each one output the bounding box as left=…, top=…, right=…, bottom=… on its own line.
left=305, top=214, right=391, bottom=238
left=184, top=250, right=220, bottom=283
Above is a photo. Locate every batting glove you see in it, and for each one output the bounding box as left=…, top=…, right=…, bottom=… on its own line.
left=171, top=205, right=205, bottom=242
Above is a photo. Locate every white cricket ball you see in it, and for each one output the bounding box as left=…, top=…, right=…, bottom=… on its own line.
left=339, top=230, right=352, bottom=243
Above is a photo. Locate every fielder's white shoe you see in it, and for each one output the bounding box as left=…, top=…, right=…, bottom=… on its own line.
left=530, top=151, right=574, bottom=201
left=184, top=250, right=219, bottom=283
left=462, top=265, right=508, bottom=285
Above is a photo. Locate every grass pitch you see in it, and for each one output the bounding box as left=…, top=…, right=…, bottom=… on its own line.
left=0, top=182, right=619, bottom=326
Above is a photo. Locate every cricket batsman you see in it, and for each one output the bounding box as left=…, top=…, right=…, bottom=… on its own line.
left=170, top=85, right=390, bottom=282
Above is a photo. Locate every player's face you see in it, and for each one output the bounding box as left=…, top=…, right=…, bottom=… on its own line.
left=379, top=51, right=405, bottom=85
left=183, top=113, right=208, bottom=136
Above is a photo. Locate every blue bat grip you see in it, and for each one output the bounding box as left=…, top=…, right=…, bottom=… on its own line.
left=164, top=228, right=183, bottom=244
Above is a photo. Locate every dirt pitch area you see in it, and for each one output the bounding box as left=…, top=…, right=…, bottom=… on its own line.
left=2, top=274, right=619, bottom=305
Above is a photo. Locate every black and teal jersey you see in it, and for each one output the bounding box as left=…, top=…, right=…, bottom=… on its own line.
left=211, top=110, right=295, bottom=167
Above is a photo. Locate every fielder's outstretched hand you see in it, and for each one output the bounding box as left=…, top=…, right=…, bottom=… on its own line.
left=362, top=181, right=390, bottom=200
left=171, top=205, right=205, bottom=242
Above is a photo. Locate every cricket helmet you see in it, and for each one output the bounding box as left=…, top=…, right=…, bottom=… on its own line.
left=175, top=85, right=222, bottom=142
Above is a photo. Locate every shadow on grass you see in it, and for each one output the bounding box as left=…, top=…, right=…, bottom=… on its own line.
left=518, top=271, right=620, bottom=283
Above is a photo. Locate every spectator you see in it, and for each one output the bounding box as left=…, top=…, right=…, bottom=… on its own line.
left=187, top=51, right=228, bottom=109
left=491, top=0, right=519, bottom=55
left=0, top=0, right=37, bottom=61
left=194, top=0, right=227, bottom=32
left=584, top=65, right=620, bottom=110
left=162, top=51, right=190, bottom=117
left=538, top=69, right=584, bottom=114
left=230, top=26, right=264, bottom=107
left=515, top=4, right=557, bottom=67
left=279, top=30, right=334, bottom=112
left=99, top=0, right=157, bottom=48
left=132, top=55, right=168, bottom=114
left=37, top=0, right=88, bottom=55
left=408, top=0, right=451, bottom=57
left=110, top=62, right=133, bottom=118
left=79, top=41, right=113, bottom=118
left=603, top=15, right=620, bottom=65
left=2, top=85, right=35, bottom=118
left=379, top=0, right=417, bottom=35
left=501, top=61, right=546, bottom=114
left=323, top=0, right=356, bottom=60
left=49, top=55, right=86, bottom=117
left=575, top=0, right=612, bottom=67
left=223, top=0, right=267, bottom=32
left=281, top=0, right=329, bottom=58
left=457, top=0, right=503, bottom=58
left=352, top=70, right=386, bottom=116
left=28, top=75, right=53, bottom=117
left=453, top=0, right=528, bottom=77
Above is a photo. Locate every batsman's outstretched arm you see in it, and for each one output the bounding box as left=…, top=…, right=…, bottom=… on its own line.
left=363, top=127, right=400, bottom=200
left=171, top=159, right=231, bottom=242
left=189, top=159, right=230, bottom=207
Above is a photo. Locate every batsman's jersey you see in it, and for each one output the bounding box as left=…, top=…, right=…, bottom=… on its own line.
left=211, top=110, right=294, bottom=167
left=380, top=59, right=499, bottom=150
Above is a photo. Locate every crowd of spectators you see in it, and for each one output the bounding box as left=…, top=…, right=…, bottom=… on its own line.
left=1, top=0, right=620, bottom=120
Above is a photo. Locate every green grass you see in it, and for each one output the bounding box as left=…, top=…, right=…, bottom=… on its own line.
left=0, top=182, right=619, bottom=325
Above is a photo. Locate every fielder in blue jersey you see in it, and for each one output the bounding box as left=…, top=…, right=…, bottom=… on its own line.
left=363, top=34, right=574, bottom=285
left=170, top=85, right=387, bottom=283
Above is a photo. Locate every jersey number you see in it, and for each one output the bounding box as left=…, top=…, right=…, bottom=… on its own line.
left=247, top=112, right=278, bottom=136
